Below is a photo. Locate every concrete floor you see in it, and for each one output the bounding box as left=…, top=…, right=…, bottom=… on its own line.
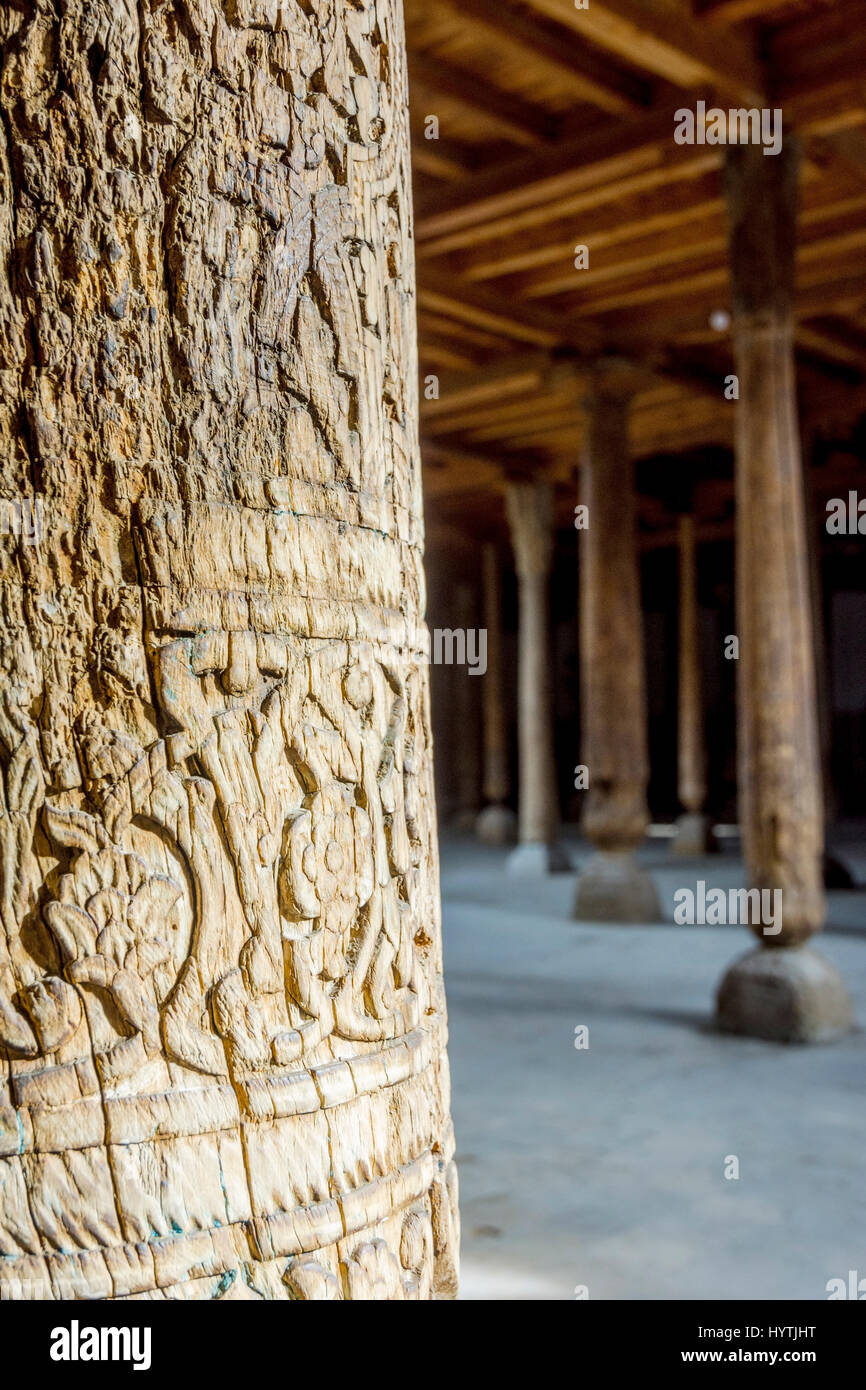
left=441, top=828, right=866, bottom=1301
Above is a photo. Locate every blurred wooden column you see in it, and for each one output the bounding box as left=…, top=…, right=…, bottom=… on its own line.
left=673, top=513, right=710, bottom=854
left=476, top=542, right=517, bottom=845
left=573, top=362, right=660, bottom=920
left=452, top=575, right=483, bottom=830
left=716, top=139, right=851, bottom=1040
left=505, top=479, right=569, bottom=874
left=798, top=408, right=843, bottom=854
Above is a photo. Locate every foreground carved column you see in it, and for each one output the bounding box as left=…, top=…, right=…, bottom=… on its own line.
left=573, top=365, right=661, bottom=921
left=505, top=480, right=569, bottom=874
left=673, top=514, right=710, bottom=855
left=0, top=0, right=458, bottom=1299
left=476, top=543, right=516, bottom=845
left=716, top=140, right=851, bottom=1041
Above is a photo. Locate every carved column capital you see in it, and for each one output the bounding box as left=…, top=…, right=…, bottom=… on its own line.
left=505, top=477, right=555, bottom=579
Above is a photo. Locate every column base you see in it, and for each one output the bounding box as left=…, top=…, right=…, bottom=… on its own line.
left=716, top=945, right=853, bottom=1043
left=572, top=850, right=661, bottom=922
left=476, top=803, right=518, bottom=846
left=506, top=840, right=572, bottom=876
left=671, top=812, right=710, bottom=856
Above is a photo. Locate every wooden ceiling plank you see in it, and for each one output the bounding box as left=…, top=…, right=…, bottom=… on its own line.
left=698, top=0, right=798, bottom=23
left=419, top=350, right=556, bottom=417
left=415, top=113, right=681, bottom=242
left=459, top=183, right=724, bottom=281
left=444, top=0, right=651, bottom=116
left=531, top=0, right=764, bottom=102
left=409, top=51, right=554, bottom=146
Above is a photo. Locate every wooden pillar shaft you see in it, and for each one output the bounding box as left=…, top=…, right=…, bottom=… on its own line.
left=506, top=480, right=559, bottom=847
left=579, top=370, right=650, bottom=852
left=453, top=577, right=482, bottom=822
left=677, top=514, right=707, bottom=817
left=480, top=543, right=509, bottom=808
left=727, top=140, right=824, bottom=944
left=0, top=0, right=459, bottom=1297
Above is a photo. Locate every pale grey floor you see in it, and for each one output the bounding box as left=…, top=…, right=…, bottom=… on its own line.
left=441, top=827, right=866, bottom=1301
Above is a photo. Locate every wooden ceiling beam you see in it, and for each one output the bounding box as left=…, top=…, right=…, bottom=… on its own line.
left=520, top=223, right=725, bottom=302
left=419, top=350, right=568, bottom=418
left=415, top=113, right=698, bottom=246
left=515, top=190, right=866, bottom=302
left=417, top=265, right=602, bottom=352
left=411, top=140, right=476, bottom=183
left=796, top=318, right=866, bottom=376
left=697, top=0, right=797, bottom=23
left=531, top=0, right=765, bottom=103
left=424, top=398, right=579, bottom=440
left=417, top=338, right=480, bottom=373
left=408, top=52, right=556, bottom=147
left=457, top=180, right=724, bottom=282
left=553, top=220, right=866, bottom=321
left=443, top=0, right=651, bottom=117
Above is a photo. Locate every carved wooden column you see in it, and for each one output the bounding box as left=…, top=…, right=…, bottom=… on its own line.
left=505, top=480, right=569, bottom=874
left=0, top=0, right=458, bottom=1299
left=476, top=543, right=517, bottom=845
left=673, top=513, right=710, bottom=855
left=716, top=140, right=851, bottom=1041
left=573, top=363, right=661, bottom=920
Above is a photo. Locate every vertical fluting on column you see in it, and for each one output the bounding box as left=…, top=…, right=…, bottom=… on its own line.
left=673, top=513, right=710, bottom=855
left=476, top=543, right=517, bottom=845
left=505, top=480, right=570, bottom=874
left=573, top=362, right=661, bottom=921
left=716, top=139, right=851, bottom=1041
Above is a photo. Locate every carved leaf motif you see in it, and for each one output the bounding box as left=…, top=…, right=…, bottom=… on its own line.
left=44, top=900, right=99, bottom=961
left=20, top=977, right=83, bottom=1051
left=42, top=802, right=108, bottom=855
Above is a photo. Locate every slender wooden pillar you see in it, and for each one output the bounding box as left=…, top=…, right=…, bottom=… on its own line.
left=573, top=363, right=661, bottom=920
left=451, top=577, right=483, bottom=830
left=716, top=140, right=851, bottom=1041
left=505, top=480, right=569, bottom=874
left=673, top=513, right=710, bottom=854
left=476, top=543, right=517, bottom=845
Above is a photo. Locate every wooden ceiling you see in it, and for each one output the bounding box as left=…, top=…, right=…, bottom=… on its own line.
left=406, top=0, right=866, bottom=539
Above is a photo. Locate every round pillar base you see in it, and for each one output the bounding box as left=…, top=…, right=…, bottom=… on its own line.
left=671, top=812, right=711, bottom=857
left=572, top=850, right=662, bottom=922
left=476, top=803, right=518, bottom=846
left=506, top=840, right=572, bottom=876
left=716, top=945, right=853, bottom=1043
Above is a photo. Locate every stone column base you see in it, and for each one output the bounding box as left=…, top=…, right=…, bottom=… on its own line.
left=672, top=812, right=710, bottom=856
left=572, top=850, right=661, bottom=922
left=476, top=803, right=518, bottom=846
left=716, top=945, right=853, bottom=1043
left=506, top=840, right=572, bottom=876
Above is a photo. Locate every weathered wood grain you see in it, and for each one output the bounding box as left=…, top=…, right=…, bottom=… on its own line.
left=0, top=0, right=457, bottom=1300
